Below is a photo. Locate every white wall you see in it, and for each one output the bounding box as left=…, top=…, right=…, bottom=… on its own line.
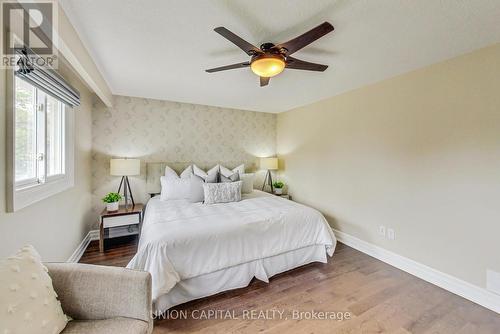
left=277, top=43, right=500, bottom=289
left=0, top=60, right=94, bottom=261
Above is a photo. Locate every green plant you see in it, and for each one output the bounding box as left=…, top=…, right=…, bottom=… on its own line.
left=273, top=181, right=285, bottom=189
left=102, top=192, right=122, bottom=203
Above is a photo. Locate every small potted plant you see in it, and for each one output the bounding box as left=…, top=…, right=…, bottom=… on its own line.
left=273, top=181, right=285, bottom=195
left=102, top=192, right=122, bottom=212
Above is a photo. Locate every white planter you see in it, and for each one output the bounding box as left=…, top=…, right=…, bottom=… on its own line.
left=274, top=188, right=283, bottom=195
left=106, top=201, right=119, bottom=212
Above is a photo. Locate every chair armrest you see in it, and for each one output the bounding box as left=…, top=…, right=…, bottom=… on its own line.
left=46, top=262, right=152, bottom=330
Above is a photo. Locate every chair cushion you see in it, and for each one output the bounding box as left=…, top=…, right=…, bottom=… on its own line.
left=62, top=318, right=149, bottom=334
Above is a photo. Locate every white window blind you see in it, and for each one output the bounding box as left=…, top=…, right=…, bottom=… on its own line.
left=15, top=48, right=80, bottom=107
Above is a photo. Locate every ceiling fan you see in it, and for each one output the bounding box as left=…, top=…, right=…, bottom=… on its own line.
left=205, top=22, right=334, bottom=87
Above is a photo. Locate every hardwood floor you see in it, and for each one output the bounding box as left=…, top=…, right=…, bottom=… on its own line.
left=80, top=235, right=138, bottom=267
left=80, top=237, right=500, bottom=333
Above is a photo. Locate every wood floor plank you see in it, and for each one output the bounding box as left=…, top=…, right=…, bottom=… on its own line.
left=79, top=237, right=500, bottom=333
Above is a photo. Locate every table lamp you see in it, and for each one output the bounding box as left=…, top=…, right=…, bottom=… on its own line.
left=110, top=158, right=140, bottom=208
left=260, top=157, right=278, bottom=193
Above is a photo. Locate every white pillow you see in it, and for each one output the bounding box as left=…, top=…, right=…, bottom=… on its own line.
left=160, top=175, right=191, bottom=200
left=165, top=165, right=192, bottom=179
left=219, top=164, right=245, bottom=177
left=189, top=175, right=205, bottom=203
left=193, top=164, right=219, bottom=182
left=0, top=245, right=68, bottom=334
left=240, top=173, right=255, bottom=194
left=203, top=181, right=242, bottom=204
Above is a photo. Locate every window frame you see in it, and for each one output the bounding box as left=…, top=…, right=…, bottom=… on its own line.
left=7, top=70, right=75, bottom=212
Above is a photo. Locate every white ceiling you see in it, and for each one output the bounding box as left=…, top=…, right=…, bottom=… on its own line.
left=60, top=0, right=500, bottom=113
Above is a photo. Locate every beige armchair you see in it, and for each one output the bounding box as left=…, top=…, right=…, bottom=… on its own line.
left=46, top=263, right=153, bottom=334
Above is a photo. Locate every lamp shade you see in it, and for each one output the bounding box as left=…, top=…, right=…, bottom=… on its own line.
left=260, top=157, right=278, bottom=170
left=110, top=159, right=140, bottom=176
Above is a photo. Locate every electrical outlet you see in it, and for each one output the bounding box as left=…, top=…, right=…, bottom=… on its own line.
left=378, top=225, right=386, bottom=237
left=387, top=228, right=395, bottom=240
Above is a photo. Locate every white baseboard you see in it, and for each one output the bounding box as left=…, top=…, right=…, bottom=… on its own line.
left=333, top=229, right=500, bottom=314
left=67, top=229, right=99, bottom=263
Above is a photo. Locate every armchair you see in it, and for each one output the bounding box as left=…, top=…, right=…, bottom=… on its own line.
left=46, top=263, right=153, bottom=334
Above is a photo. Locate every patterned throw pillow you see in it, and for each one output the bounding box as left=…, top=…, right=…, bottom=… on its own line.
left=0, top=245, right=68, bottom=334
left=203, top=181, right=242, bottom=204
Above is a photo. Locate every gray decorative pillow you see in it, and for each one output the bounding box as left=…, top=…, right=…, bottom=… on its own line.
left=193, top=164, right=219, bottom=181
left=205, top=171, right=219, bottom=183
left=219, top=164, right=245, bottom=177
left=220, top=173, right=240, bottom=183
left=203, top=181, right=242, bottom=204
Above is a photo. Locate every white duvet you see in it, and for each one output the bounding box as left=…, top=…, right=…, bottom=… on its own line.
left=127, top=191, right=336, bottom=301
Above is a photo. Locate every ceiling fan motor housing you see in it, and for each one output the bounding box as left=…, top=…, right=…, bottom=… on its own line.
left=260, top=42, right=276, bottom=51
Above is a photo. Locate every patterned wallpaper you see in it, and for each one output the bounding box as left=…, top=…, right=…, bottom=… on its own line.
left=91, top=95, right=276, bottom=223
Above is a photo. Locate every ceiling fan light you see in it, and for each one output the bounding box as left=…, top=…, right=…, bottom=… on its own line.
left=251, top=56, right=285, bottom=77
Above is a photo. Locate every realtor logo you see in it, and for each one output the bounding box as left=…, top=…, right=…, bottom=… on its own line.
left=1, top=0, right=58, bottom=67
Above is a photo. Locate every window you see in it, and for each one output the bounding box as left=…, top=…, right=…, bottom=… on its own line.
left=15, top=77, right=66, bottom=188
left=14, top=78, right=37, bottom=185
left=9, top=75, right=74, bottom=211
left=14, top=78, right=65, bottom=189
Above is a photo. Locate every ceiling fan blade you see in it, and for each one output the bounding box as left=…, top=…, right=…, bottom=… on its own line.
left=273, top=22, right=334, bottom=56
left=260, top=77, right=270, bottom=87
left=214, top=27, right=261, bottom=56
left=205, top=62, right=250, bottom=73
left=286, top=57, right=328, bottom=71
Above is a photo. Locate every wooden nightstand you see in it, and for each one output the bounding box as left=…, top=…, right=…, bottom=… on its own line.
left=99, top=204, right=144, bottom=252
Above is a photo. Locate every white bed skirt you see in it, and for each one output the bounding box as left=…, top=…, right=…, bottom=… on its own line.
left=154, top=244, right=328, bottom=313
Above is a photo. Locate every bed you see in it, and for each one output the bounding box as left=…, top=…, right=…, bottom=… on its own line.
left=127, top=163, right=336, bottom=314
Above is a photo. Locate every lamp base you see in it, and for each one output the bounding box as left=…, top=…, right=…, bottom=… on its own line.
left=261, top=170, right=274, bottom=193
left=117, top=176, right=135, bottom=209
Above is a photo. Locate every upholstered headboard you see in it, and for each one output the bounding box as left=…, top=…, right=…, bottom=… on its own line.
left=146, top=161, right=257, bottom=195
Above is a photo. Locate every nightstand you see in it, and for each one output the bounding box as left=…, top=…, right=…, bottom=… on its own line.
left=99, top=204, right=144, bottom=252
